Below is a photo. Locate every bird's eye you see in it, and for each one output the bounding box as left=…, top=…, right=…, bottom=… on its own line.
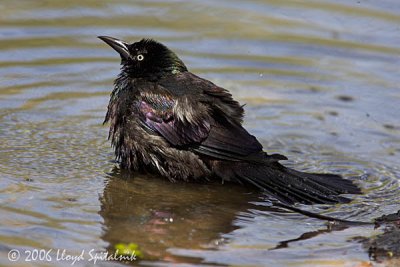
left=137, top=54, right=144, bottom=61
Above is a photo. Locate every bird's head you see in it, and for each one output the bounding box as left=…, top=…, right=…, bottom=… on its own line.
left=98, top=36, right=187, bottom=79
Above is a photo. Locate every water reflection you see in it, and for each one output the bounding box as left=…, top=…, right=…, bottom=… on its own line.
left=100, top=168, right=262, bottom=264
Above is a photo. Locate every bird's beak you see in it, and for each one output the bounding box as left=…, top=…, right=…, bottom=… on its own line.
left=98, top=36, right=131, bottom=60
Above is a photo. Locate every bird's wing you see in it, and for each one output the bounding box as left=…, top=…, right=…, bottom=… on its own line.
left=137, top=80, right=274, bottom=162
left=137, top=89, right=211, bottom=147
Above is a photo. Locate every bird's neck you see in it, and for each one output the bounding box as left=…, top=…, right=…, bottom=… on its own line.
left=120, top=68, right=186, bottom=84
left=110, top=72, right=132, bottom=102
left=121, top=55, right=187, bottom=81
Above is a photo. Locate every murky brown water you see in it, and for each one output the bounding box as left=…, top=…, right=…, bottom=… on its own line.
left=1, top=0, right=400, bottom=266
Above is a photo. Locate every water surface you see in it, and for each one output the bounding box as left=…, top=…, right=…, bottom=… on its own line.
left=1, top=0, right=400, bottom=266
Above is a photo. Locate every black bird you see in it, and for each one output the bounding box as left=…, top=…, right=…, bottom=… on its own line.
left=99, top=36, right=361, bottom=204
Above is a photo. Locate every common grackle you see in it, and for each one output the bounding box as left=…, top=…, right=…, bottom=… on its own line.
left=99, top=36, right=361, bottom=204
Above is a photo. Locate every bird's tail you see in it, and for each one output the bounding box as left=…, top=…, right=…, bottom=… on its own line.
left=231, top=162, right=361, bottom=204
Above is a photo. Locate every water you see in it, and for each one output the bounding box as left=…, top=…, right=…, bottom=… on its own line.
left=1, top=0, right=400, bottom=266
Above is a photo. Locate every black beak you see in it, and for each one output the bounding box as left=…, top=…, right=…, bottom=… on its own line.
left=98, top=36, right=131, bottom=60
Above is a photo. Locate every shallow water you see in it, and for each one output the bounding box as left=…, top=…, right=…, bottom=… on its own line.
left=1, top=0, right=400, bottom=266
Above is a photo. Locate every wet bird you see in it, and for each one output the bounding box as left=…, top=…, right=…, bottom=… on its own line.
left=99, top=36, right=361, bottom=204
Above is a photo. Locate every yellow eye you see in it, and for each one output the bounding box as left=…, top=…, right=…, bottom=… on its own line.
left=137, top=54, right=144, bottom=61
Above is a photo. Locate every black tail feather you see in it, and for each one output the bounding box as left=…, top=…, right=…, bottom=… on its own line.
left=287, top=170, right=362, bottom=195
left=233, top=163, right=361, bottom=204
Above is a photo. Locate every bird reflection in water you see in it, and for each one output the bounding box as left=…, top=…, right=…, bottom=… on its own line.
left=99, top=167, right=262, bottom=263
